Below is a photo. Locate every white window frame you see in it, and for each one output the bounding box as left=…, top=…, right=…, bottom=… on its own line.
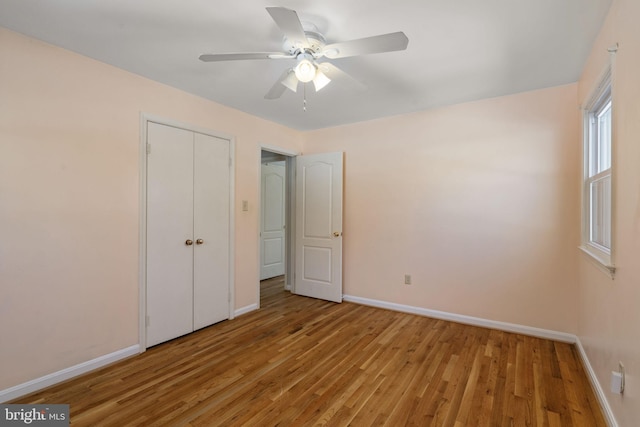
left=580, top=68, right=615, bottom=276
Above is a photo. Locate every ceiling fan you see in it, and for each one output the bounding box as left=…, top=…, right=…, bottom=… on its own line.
left=199, top=7, right=409, bottom=99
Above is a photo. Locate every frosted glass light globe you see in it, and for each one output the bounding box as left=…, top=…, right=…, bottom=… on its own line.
left=295, top=59, right=316, bottom=83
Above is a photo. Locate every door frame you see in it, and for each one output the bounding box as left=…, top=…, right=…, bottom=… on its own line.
left=257, top=144, right=299, bottom=308
left=139, top=113, right=236, bottom=351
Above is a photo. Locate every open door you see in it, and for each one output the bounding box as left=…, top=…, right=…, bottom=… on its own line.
left=294, top=152, right=343, bottom=302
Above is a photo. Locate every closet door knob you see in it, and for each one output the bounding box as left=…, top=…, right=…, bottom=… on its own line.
left=185, top=239, right=193, bottom=246
left=196, top=239, right=204, bottom=245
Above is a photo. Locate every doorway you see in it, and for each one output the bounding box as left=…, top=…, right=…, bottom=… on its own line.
left=260, top=153, right=286, bottom=280
left=258, top=147, right=344, bottom=306
left=259, top=149, right=295, bottom=303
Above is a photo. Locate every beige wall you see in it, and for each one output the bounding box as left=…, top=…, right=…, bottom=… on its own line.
left=303, top=84, right=580, bottom=333
left=0, top=28, right=301, bottom=390
left=577, top=0, right=640, bottom=425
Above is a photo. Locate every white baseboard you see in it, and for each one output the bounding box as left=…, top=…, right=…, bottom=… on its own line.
left=343, top=295, right=576, bottom=343
left=575, top=339, right=618, bottom=427
left=235, top=303, right=258, bottom=317
left=0, top=345, right=141, bottom=403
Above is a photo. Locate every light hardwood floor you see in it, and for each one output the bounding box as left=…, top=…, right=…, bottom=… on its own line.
left=14, top=276, right=606, bottom=426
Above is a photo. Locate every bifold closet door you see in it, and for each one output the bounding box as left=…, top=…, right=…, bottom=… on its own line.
left=146, top=123, right=194, bottom=347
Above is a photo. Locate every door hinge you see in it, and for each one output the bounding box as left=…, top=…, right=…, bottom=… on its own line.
left=146, top=143, right=151, bottom=154
left=145, top=315, right=150, bottom=327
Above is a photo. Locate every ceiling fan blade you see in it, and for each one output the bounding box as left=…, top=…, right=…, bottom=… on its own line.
left=266, top=7, right=310, bottom=50
left=322, top=32, right=409, bottom=59
left=265, top=69, right=297, bottom=99
left=199, top=52, right=293, bottom=62
left=317, top=63, right=366, bottom=91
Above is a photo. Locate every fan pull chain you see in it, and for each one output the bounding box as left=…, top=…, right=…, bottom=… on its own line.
left=303, top=84, right=307, bottom=112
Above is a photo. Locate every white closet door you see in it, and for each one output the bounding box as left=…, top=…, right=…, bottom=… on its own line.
left=146, top=122, right=194, bottom=347
left=193, top=132, right=230, bottom=330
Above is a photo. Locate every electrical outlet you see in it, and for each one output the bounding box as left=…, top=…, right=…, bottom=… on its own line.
left=404, top=274, right=411, bottom=285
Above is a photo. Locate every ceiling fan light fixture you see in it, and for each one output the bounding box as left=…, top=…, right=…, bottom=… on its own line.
left=313, top=70, right=331, bottom=91
left=295, top=58, right=316, bottom=83
left=200, top=7, right=409, bottom=101
left=281, top=70, right=299, bottom=92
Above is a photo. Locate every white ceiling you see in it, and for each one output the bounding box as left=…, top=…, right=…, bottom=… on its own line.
left=0, top=0, right=611, bottom=131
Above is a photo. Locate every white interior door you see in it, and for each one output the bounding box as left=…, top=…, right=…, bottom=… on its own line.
left=146, top=123, right=194, bottom=347
left=260, top=162, right=286, bottom=280
left=193, top=132, right=230, bottom=330
left=294, top=152, right=343, bottom=303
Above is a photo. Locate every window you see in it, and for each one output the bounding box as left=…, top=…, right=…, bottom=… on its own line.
left=582, top=71, right=614, bottom=273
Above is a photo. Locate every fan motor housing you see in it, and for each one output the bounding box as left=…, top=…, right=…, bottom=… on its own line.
left=284, top=22, right=326, bottom=56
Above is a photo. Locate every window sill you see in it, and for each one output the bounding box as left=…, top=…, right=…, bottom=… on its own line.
left=579, top=245, right=616, bottom=279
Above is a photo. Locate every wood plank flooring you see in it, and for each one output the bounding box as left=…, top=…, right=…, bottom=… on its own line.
left=14, top=276, right=606, bottom=426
